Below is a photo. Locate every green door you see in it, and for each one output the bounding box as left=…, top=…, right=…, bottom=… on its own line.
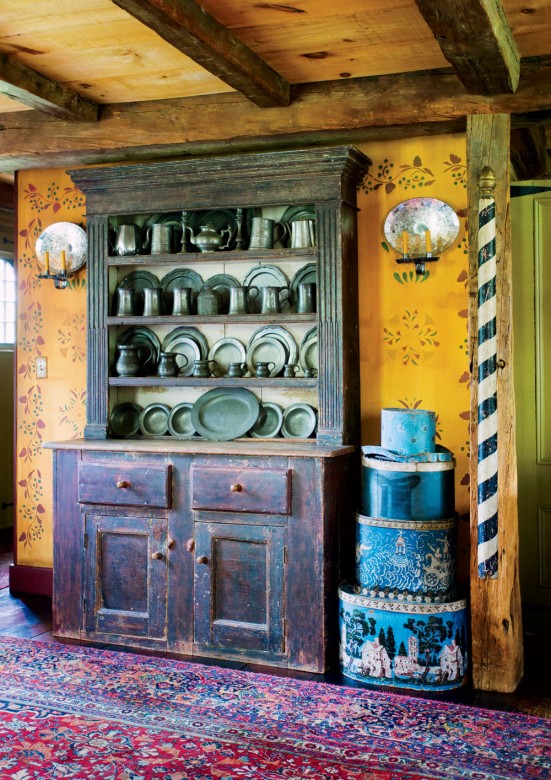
left=512, top=184, right=551, bottom=612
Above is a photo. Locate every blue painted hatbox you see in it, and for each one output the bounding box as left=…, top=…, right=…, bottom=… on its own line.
left=355, top=512, right=457, bottom=602
left=339, top=582, right=469, bottom=691
left=361, top=455, right=455, bottom=520
left=381, top=407, right=436, bottom=456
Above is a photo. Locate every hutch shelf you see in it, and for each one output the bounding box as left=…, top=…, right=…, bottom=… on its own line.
left=48, top=146, right=370, bottom=673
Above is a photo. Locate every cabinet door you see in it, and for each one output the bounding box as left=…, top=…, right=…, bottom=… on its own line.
left=83, top=514, right=167, bottom=642
left=194, top=522, right=285, bottom=656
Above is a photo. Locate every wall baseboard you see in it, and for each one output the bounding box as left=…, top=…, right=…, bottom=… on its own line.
left=9, top=564, right=52, bottom=597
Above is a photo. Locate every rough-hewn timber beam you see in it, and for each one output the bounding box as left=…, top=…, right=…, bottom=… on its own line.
left=413, top=0, right=519, bottom=94
left=2, top=60, right=551, bottom=172
left=510, top=124, right=551, bottom=180
left=467, top=113, right=523, bottom=692
left=0, top=54, right=99, bottom=122
left=111, top=0, right=290, bottom=108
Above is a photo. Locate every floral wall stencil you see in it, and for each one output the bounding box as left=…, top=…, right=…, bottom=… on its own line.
left=16, top=169, right=86, bottom=567
left=356, top=135, right=470, bottom=584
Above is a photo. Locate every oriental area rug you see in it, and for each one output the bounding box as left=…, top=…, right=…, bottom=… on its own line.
left=0, top=638, right=549, bottom=780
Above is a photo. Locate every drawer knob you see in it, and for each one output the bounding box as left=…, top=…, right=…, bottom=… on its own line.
left=230, top=483, right=243, bottom=493
left=196, top=555, right=208, bottom=565
left=116, top=480, right=129, bottom=489
left=167, top=537, right=175, bottom=550
left=151, top=551, right=163, bottom=560
left=186, top=538, right=195, bottom=552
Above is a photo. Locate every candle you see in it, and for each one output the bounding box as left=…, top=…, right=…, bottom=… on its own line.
left=60, top=249, right=67, bottom=274
left=425, top=229, right=432, bottom=255
left=43, top=250, right=50, bottom=274
left=402, top=230, right=408, bottom=256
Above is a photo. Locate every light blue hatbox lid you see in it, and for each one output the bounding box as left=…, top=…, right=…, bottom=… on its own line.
left=381, top=408, right=436, bottom=456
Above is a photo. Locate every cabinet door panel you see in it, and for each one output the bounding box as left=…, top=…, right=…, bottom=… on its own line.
left=84, top=514, right=167, bottom=641
left=194, top=522, right=285, bottom=655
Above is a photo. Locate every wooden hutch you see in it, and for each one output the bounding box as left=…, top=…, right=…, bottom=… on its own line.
left=48, top=146, right=370, bottom=672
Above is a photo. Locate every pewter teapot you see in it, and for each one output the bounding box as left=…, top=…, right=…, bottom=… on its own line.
left=185, top=222, right=233, bottom=252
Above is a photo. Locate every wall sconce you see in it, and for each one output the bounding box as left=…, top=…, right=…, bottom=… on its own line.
left=35, top=221, right=87, bottom=290
left=384, top=197, right=460, bottom=276
left=37, top=250, right=69, bottom=289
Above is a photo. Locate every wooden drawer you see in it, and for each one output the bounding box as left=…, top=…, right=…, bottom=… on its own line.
left=78, top=463, right=171, bottom=508
left=191, top=465, right=291, bottom=515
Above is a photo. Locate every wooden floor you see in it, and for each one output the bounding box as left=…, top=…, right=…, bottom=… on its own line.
left=0, top=550, right=549, bottom=718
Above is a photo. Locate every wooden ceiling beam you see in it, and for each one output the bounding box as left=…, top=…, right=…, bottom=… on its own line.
left=413, top=0, right=520, bottom=95
left=1, top=59, right=551, bottom=173
left=111, top=0, right=290, bottom=108
left=0, top=54, right=99, bottom=122
left=510, top=124, right=551, bottom=180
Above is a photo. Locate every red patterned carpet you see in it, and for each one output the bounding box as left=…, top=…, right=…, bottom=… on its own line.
left=0, top=637, right=549, bottom=779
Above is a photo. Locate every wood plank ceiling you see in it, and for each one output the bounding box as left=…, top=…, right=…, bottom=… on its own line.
left=0, top=0, right=550, bottom=178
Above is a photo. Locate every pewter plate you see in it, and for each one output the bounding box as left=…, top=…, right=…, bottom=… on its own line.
left=249, top=402, right=283, bottom=438
left=281, top=403, right=317, bottom=439
left=246, top=335, right=287, bottom=377
left=159, top=268, right=204, bottom=313
left=248, top=325, right=297, bottom=366
left=35, top=222, right=87, bottom=274
left=139, top=403, right=171, bottom=437
left=109, top=402, right=143, bottom=437
left=299, top=335, right=318, bottom=373
left=208, top=337, right=247, bottom=377
left=168, top=402, right=196, bottom=437
left=384, top=197, right=460, bottom=257
left=280, top=205, right=316, bottom=223
left=242, top=264, right=290, bottom=312
left=117, top=326, right=161, bottom=375
left=191, top=388, right=260, bottom=441
left=163, top=326, right=208, bottom=365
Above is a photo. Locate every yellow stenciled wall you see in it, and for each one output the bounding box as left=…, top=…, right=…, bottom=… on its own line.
left=356, top=134, right=470, bottom=581
left=15, top=136, right=469, bottom=576
left=16, top=169, right=86, bottom=568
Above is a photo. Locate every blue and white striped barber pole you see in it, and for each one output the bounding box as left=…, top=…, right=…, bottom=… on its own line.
left=477, top=166, right=498, bottom=579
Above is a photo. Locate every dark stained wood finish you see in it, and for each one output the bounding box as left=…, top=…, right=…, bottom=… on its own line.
left=510, top=124, right=551, bottom=180
left=112, top=0, right=290, bottom=108
left=413, top=0, right=519, bottom=95
left=191, top=465, right=291, bottom=515
left=9, top=564, right=52, bottom=597
left=83, top=513, right=167, bottom=642
left=0, top=53, right=98, bottom=121
left=78, top=462, right=172, bottom=508
left=0, top=180, right=13, bottom=210
left=194, top=521, right=285, bottom=656
left=467, top=113, right=523, bottom=692
left=5, top=60, right=551, bottom=172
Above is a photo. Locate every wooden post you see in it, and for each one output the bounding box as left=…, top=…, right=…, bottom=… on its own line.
left=467, top=114, right=524, bottom=691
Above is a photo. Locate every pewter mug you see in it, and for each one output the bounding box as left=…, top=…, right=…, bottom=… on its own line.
left=228, top=285, right=259, bottom=315
left=283, top=363, right=300, bottom=378
left=146, top=223, right=173, bottom=255
left=296, top=282, right=316, bottom=314
left=254, top=361, right=275, bottom=378
left=291, top=219, right=315, bottom=249
left=171, top=286, right=192, bottom=315
left=114, top=223, right=143, bottom=256
left=248, top=217, right=288, bottom=250
left=142, top=287, right=163, bottom=316
left=156, top=351, right=188, bottom=377
left=115, top=287, right=135, bottom=317
left=258, top=285, right=290, bottom=315
left=192, top=359, right=217, bottom=378
left=115, top=344, right=152, bottom=377
left=303, top=367, right=318, bottom=378
left=226, top=361, right=246, bottom=377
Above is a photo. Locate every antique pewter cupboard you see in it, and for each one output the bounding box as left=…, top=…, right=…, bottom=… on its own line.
left=48, top=146, right=370, bottom=672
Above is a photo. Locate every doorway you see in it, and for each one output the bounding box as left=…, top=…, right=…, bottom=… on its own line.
left=511, top=184, right=551, bottom=631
